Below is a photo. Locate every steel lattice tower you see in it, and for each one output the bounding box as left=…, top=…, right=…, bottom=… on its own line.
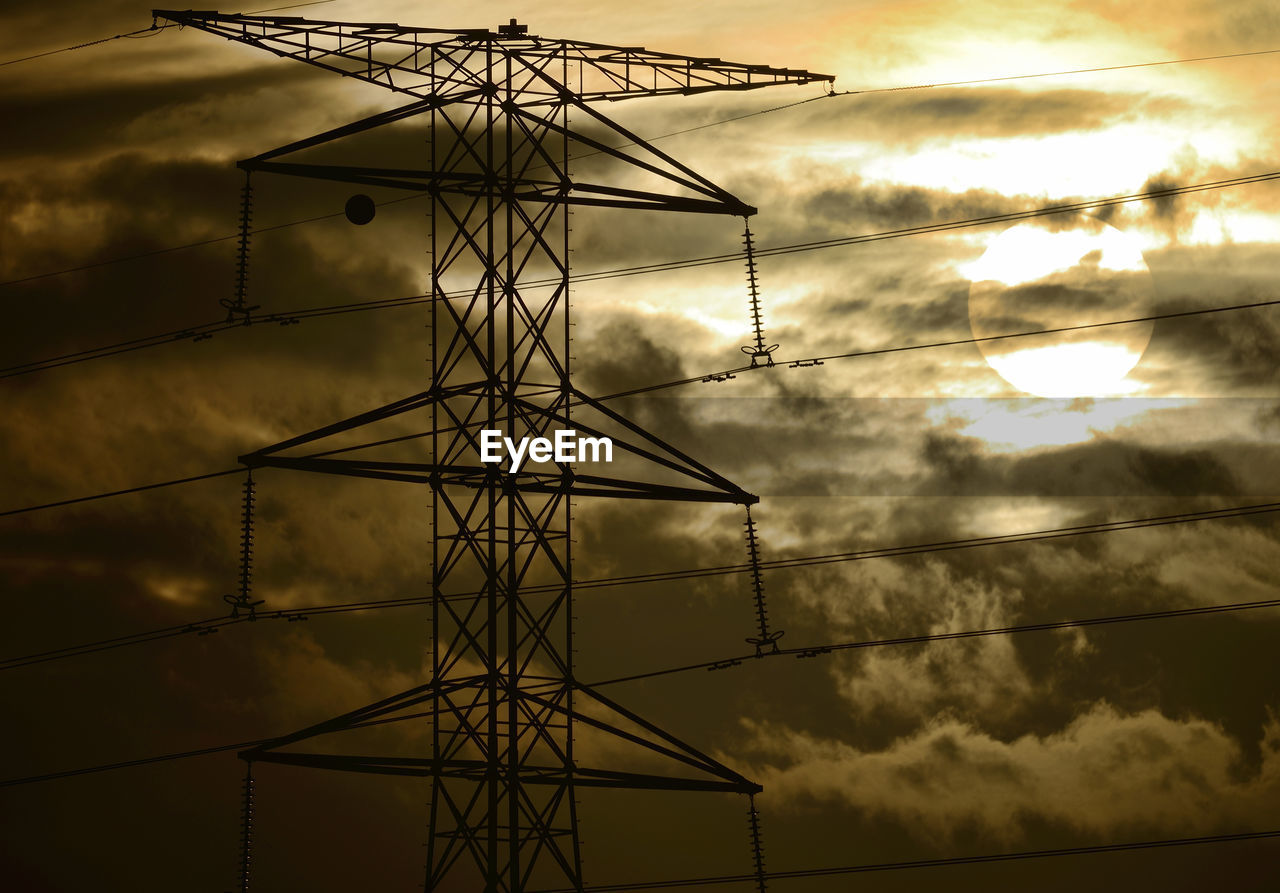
left=154, top=9, right=832, bottom=890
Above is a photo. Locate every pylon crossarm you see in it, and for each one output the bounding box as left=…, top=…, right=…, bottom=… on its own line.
left=153, top=10, right=485, bottom=98
left=566, top=387, right=753, bottom=497
left=508, top=101, right=735, bottom=204
left=240, top=92, right=483, bottom=166
left=241, top=454, right=754, bottom=504
left=240, top=387, right=437, bottom=460
left=524, top=700, right=737, bottom=783
left=537, top=186, right=749, bottom=215
left=575, top=683, right=756, bottom=781
left=566, top=98, right=751, bottom=208
left=246, top=752, right=758, bottom=792
left=531, top=40, right=833, bottom=106
left=521, top=474, right=754, bottom=504
left=236, top=161, right=507, bottom=193
left=511, top=394, right=742, bottom=491
left=240, top=675, right=482, bottom=757
left=239, top=160, right=749, bottom=214
left=154, top=11, right=834, bottom=104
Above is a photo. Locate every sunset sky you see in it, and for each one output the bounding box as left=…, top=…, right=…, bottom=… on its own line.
left=2, top=1, right=1279, bottom=890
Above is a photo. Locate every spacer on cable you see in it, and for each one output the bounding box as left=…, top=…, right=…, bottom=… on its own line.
left=746, top=629, right=785, bottom=656
left=224, top=593, right=266, bottom=620
left=740, top=343, right=779, bottom=367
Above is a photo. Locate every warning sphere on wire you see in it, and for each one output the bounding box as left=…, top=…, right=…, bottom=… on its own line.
left=344, top=194, right=376, bottom=225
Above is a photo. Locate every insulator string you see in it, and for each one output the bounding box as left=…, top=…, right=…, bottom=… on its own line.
left=222, top=170, right=261, bottom=324
left=748, top=793, right=768, bottom=893
left=238, top=760, right=254, bottom=893
left=224, top=471, right=264, bottom=619
left=739, top=219, right=778, bottom=367
left=743, top=506, right=783, bottom=656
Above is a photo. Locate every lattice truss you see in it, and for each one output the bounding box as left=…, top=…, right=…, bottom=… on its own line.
left=154, top=9, right=832, bottom=890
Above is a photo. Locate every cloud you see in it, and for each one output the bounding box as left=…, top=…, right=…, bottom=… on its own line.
left=2, top=2, right=1278, bottom=888
left=911, top=428, right=1241, bottom=497
left=738, top=703, right=1280, bottom=840
left=785, top=87, right=1190, bottom=145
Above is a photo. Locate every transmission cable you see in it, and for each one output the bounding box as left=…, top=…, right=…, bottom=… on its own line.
left=840, top=45, right=1280, bottom=95
left=0, top=291, right=437, bottom=381
left=2, top=282, right=1278, bottom=513
left=0, top=701, right=423, bottom=789
left=0, top=26, right=161, bottom=68
left=0, top=3, right=337, bottom=68
left=586, top=594, right=1280, bottom=689
left=4, top=34, right=1278, bottom=290
left=5, top=500, right=1275, bottom=672
left=0, top=468, right=243, bottom=519
left=5, top=589, right=1280, bottom=781
left=3, top=170, right=1277, bottom=383
left=528, top=829, right=1280, bottom=891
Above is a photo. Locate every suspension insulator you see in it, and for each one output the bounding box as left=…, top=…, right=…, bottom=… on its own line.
left=224, top=470, right=265, bottom=619
left=221, top=170, right=261, bottom=324
left=743, top=506, right=783, bottom=656
left=747, top=793, right=768, bottom=893
left=739, top=219, right=778, bottom=367
left=237, top=761, right=255, bottom=892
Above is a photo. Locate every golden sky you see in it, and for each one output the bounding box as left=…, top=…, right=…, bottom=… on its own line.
left=2, top=1, right=1279, bottom=890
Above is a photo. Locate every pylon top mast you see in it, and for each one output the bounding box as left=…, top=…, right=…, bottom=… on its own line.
left=154, top=10, right=834, bottom=103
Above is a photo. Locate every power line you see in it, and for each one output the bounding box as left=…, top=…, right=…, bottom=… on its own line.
left=0, top=3, right=338, bottom=69
left=0, top=291, right=436, bottom=380
left=797, top=296, right=1280, bottom=366
left=4, top=592, right=1277, bottom=791
left=587, top=594, right=1280, bottom=689
left=5, top=166, right=1274, bottom=297
left=0, top=699, right=418, bottom=789
left=19, top=578, right=1271, bottom=679
left=3, top=273, right=1278, bottom=510
left=0, top=738, right=269, bottom=788
left=545, top=45, right=1280, bottom=166
left=3, top=33, right=1276, bottom=292
left=839, top=46, right=1280, bottom=96
left=4, top=170, right=1277, bottom=382
left=530, top=829, right=1280, bottom=891
left=571, top=295, right=1280, bottom=400
left=3, top=285, right=1276, bottom=516
left=0, top=25, right=160, bottom=68
left=1, top=620, right=224, bottom=668
left=569, top=501, right=1280, bottom=590
left=5, top=500, right=1276, bottom=672
left=6, top=592, right=1280, bottom=780
left=0, top=468, right=243, bottom=519
left=569, top=171, right=1280, bottom=281
left=0, top=196, right=427, bottom=292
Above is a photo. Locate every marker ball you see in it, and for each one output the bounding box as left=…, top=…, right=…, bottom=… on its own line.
left=345, top=194, right=376, bottom=225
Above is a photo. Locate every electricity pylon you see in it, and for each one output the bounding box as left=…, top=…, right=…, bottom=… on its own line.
left=154, top=9, right=832, bottom=890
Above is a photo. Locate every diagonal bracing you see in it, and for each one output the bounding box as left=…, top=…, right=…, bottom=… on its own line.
left=154, top=8, right=832, bottom=891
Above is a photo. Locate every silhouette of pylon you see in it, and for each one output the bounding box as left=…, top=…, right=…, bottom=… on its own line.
left=156, top=8, right=833, bottom=889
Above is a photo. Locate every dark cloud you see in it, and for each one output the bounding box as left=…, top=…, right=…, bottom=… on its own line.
left=797, top=177, right=1024, bottom=235
left=914, top=430, right=1240, bottom=497
left=793, top=86, right=1189, bottom=144
left=0, top=62, right=326, bottom=163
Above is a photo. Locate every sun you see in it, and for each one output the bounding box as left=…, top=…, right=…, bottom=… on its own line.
left=965, top=216, right=1155, bottom=398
